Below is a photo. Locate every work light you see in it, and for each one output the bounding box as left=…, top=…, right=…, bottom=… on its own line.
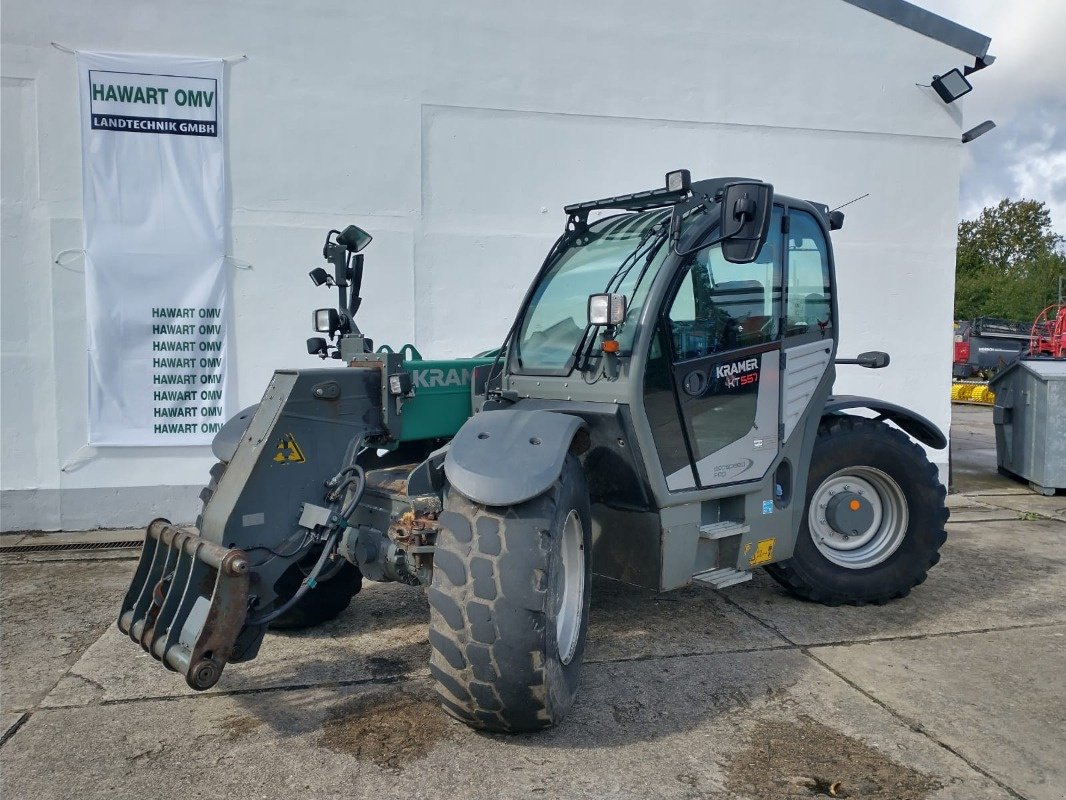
left=666, top=169, right=691, bottom=193
left=587, top=293, right=627, bottom=326
left=314, top=308, right=340, bottom=334
left=388, top=373, right=413, bottom=397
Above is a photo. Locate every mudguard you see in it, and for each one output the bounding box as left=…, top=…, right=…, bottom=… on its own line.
left=212, top=404, right=258, bottom=463
left=825, top=395, right=947, bottom=449
left=444, top=409, right=586, bottom=506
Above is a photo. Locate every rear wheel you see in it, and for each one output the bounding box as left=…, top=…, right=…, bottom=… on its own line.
left=196, top=461, right=362, bottom=630
left=427, top=455, right=591, bottom=732
left=766, top=415, right=947, bottom=605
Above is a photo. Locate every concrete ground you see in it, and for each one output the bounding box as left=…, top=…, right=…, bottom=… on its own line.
left=1, top=405, right=1063, bottom=800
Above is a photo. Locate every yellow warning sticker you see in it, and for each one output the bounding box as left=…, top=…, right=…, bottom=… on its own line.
left=273, top=433, right=306, bottom=464
left=749, top=538, right=775, bottom=566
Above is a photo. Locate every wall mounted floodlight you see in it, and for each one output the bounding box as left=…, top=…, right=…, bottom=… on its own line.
left=962, top=120, right=996, bottom=143
left=931, top=69, right=972, bottom=103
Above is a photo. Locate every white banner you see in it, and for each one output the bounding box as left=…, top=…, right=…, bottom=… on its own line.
left=77, top=51, right=231, bottom=446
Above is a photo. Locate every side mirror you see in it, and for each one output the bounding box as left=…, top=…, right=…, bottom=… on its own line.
left=719, top=181, right=773, bottom=264
left=309, top=267, right=332, bottom=286
left=837, top=351, right=890, bottom=369
left=336, top=225, right=373, bottom=253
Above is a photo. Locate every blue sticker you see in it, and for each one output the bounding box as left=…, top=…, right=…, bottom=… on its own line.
left=762, top=500, right=774, bottom=515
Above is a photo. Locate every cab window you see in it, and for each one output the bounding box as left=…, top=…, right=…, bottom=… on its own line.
left=665, top=206, right=783, bottom=361
left=785, top=211, right=832, bottom=338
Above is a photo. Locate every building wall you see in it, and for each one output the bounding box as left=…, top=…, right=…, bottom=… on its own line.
left=0, top=0, right=973, bottom=530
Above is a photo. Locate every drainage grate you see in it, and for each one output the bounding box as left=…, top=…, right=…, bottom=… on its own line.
left=0, top=539, right=143, bottom=554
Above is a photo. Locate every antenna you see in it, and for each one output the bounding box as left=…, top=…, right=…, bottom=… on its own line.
left=830, top=193, right=870, bottom=213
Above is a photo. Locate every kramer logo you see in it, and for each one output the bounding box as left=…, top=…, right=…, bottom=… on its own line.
left=411, top=367, right=473, bottom=389
left=716, top=357, right=760, bottom=389
left=88, top=70, right=218, bottom=137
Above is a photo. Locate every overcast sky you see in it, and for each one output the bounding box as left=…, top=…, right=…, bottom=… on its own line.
left=917, top=0, right=1066, bottom=236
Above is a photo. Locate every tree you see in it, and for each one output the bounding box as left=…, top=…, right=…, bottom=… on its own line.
left=954, top=198, right=1066, bottom=321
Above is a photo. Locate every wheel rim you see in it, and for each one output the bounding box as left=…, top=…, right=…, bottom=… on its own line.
left=555, top=509, right=585, bottom=665
left=808, top=466, right=908, bottom=569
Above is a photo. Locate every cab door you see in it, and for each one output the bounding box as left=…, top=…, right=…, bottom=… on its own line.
left=643, top=206, right=784, bottom=491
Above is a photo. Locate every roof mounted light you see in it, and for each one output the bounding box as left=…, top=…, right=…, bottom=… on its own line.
left=931, top=69, right=972, bottom=104
left=665, top=169, right=691, bottom=193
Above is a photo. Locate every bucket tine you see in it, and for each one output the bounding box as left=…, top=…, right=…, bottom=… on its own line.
left=116, top=519, right=251, bottom=691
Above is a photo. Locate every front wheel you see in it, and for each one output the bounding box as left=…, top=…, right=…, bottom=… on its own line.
left=766, top=415, right=948, bottom=605
left=427, top=455, right=591, bottom=733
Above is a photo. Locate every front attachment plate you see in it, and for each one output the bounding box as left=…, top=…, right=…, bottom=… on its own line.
left=118, top=519, right=251, bottom=690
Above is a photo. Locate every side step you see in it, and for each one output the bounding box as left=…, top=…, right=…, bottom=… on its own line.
left=699, top=521, right=750, bottom=540
left=691, top=567, right=753, bottom=589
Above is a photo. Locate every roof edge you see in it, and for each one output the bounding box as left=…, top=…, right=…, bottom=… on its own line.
left=841, top=0, right=991, bottom=58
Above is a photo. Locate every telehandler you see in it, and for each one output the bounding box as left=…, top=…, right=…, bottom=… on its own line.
left=119, top=170, right=948, bottom=732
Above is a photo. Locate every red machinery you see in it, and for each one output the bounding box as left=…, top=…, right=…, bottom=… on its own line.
left=1029, top=304, right=1066, bottom=358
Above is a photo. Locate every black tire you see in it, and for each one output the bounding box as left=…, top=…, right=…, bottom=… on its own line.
left=196, top=461, right=362, bottom=631
left=765, top=415, right=948, bottom=606
left=267, top=557, right=361, bottom=631
left=427, top=454, right=592, bottom=733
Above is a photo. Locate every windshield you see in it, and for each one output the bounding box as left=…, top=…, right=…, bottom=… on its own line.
left=515, top=209, right=671, bottom=373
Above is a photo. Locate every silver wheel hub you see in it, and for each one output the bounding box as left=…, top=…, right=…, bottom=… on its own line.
left=555, top=509, right=585, bottom=665
left=809, top=467, right=908, bottom=569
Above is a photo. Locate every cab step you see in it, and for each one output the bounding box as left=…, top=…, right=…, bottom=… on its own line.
left=691, top=567, right=753, bottom=589
left=698, top=521, right=750, bottom=540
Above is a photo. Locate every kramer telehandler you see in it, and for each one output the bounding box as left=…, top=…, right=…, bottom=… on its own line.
left=119, top=170, right=948, bottom=732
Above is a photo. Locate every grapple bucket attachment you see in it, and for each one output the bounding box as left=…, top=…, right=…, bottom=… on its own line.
left=118, top=519, right=251, bottom=690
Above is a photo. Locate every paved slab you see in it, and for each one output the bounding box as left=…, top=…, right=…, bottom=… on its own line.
left=813, top=624, right=1066, bottom=800
left=42, top=579, right=433, bottom=708
left=976, top=492, right=1066, bottom=522
left=2, top=650, right=1013, bottom=800
left=942, top=496, right=1021, bottom=524
left=0, top=559, right=137, bottom=712
left=950, top=404, right=1030, bottom=495
left=43, top=576, right=780, bottom=708
left=727, top=517, right=1066, bottom=646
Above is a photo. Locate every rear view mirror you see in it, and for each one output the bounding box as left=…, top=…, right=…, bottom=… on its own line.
left=719, top=181, right=773, bottom=264
left=836, top=351, right=890, bottom=369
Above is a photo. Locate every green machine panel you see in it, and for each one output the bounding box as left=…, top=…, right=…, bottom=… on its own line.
left=397, top=357, right=493, bottom=441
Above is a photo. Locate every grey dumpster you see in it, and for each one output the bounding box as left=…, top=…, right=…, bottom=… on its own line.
left=989, top=358, right=1066, bottom=496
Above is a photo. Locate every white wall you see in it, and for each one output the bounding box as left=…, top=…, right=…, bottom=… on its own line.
left=0, top=0, right=975, bottom=530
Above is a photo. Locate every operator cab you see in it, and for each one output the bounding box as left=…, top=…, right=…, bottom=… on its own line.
left=506, top=171, right=841, bottom=498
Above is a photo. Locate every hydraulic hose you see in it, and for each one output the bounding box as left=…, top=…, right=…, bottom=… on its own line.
left=246, top=529, right=340, bottom=626
left=247, top=459, right=367, bottom=626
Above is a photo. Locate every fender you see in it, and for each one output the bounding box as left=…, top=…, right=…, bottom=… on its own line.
left=824, top=395, right=946, bottom=449
left=211, top=404, right=258, bottom=463
left=444, top=409, right=586, bottom=506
